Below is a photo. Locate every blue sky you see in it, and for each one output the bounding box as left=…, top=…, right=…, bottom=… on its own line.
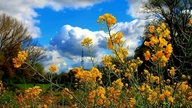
left=0, top=0, right=147, bottom=73
left=35, top=0, right=134, bottom=45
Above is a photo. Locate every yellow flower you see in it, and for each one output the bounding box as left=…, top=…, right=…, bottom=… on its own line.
left=116, top=32, right=123, bottom=40
left=138, top=83, right=146, bottom=91
left=49, top=64, right=58, bottom=72
left=159, top=37, right=168, bottom=48
left=81, top=37, right=93, bottom=47
left=163, top=29, right=170, bottom=37
left=159, top=94, right=165, bottom=101
left=144, top=41, right=150, bottom=46
left=156, top=27, right=162, bottom=33
left=168, top=67, right=176, bottom=77
left=12, top=58, right=23, bottom=68
left=189, top=19, right=192, bottom=24
left=164, top=44, right=173, bottom=54
left=107, top=38, right=114, bottom=49
left=112, top=79, right=124, bottom=90
left=18, top=51, right=28, bottom=60
left=161, top=55, right=168, bottom=62
left=180, top=82, right=189, bottom=92
left=147, top=94, right=152, bottom=102
left=125, top=73, right=132, bottom=79
left=129, top=98, right=136, bottom=108
left=12, top=51, right=28, bottom=68
left=102, top=55, right=112, bottom=67
left=97, top=13, right=116, bottom=28
left=144, top=50, right=151, bottom=61
left=149, top=25, right=155, bottom=33
left=168, top=96, right=174, bottom=103
left=156, top=50, right=164, bottom=58
left=163, top=90, right=171, bottom=97
left=182, top=74, right=186, bottom=79
left=150, top=36, right=159, bottom=44
left=143, top=69, right=149, bottom=75
left=161, top=22, right=166, bottom=29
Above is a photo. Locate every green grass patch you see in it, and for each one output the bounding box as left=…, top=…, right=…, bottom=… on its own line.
left=15, top=84, right=63, bottom=91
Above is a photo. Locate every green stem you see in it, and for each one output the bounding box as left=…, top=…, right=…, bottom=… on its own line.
left=88, top=46, right=95, bottom=67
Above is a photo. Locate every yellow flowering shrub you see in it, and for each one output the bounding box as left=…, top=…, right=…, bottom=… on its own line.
left=12, top=51, right=28, bottom=68
left=144, top=23, right=173, bottom=67
left=88, top=86, right=107, bottom=106
left=17, top=86, right=42, bottom=107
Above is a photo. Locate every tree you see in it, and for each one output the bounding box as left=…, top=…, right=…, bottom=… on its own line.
left=0, top=14, right=46, bottom=83
left=135, top=0, right=192, bottom=81
left=0, top=14, right=31, bottom=80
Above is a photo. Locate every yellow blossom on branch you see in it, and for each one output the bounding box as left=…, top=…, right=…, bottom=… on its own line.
left=144, top=50, right=151, bottom=61
left=97, top=13, right=116, bottom=28
left=168, top=96, right=174, bottom=103
left=112, top=78, right=124, bottom=90
left=149, top=25, right=155, bottom=33
left=189, top=19, right=192, bottom=24
left=49, top=64, right=58, bottom=72
left=143, top=23, right=172, bottom=67
left=81, top=37, right=93, bottom=47
left=12, top=50, right=28, bottom=68
left=129, top=98, right=136, bottom=108
left=168, top=67, right=176, bottom=77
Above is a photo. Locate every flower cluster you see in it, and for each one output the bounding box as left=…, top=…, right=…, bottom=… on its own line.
left=12, top=51, right=28, bottom=68
left=48, top=64, right=58, bottom=73
left=144, top=23, right=173, bottom=67
left=189, top=19, right=192, bottom=25
left=81, top=37, right=93, bottom=47
left=168, top=67, right=176, bottom=77
left=107, top=32, right=124, bottom=50
left=74, top=67, right=102, bottom=86
left=125, top=57, right=143, bottom=79
left=24, top=86, right=42, bottom=100
left=88, top=86, right=107, bottom=106
left=17, top=86, right=42, bottom=106
left=97, top=13, right=116, bottom=28
left=102, top=55, right=113, bottom=68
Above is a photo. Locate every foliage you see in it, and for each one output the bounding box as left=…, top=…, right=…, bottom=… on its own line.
left=135, top=0, right=192, bottom=82
left=0, top=14, right=46, bottom=83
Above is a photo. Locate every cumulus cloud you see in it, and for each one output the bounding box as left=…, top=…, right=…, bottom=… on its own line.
left=42, top=49, right=70, bottom=72
left=0, top=0, right=104, bottom=38
left=43, top=25, right=107, bottom=72
left=47, top=0, right=104, bottom=11
left=45, top=19, right=145, bottom=72
left=126, top=0, right=148, bottom=19
left=50, top=25, right=106, bottom=58
left=113, top=20, right=145, bottom=56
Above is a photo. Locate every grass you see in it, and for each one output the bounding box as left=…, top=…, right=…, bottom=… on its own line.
left=15, top=84, right=64, bottom=91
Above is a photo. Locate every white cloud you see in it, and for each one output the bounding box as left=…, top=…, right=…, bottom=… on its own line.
left=50, top=25, right=106, bottom=58
left=47, top=0, right=104, bottom=11
left=126, top=0, right=148, bottom=19
left=113, top=20, right=145, bottom=56
left=42, top=49, right=69, bottom=72
left=45, top=20, right=145, bottom=72
left=43, top=25, right=107, bottom=72
left=0, top=0, right=104, bottom=38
